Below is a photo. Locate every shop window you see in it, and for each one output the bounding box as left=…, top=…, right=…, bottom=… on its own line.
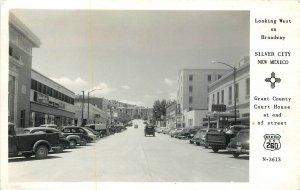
left=31, top=79, right=37, bottom=91
left=20, top=110, right=25, bottom=128
left=246, top=78, right=250, bottom=98
left=217, top=92, right=220, bottom=104
left=228, top=86, right=232, bottom=105
left=37, top=82, right=42, bottom=92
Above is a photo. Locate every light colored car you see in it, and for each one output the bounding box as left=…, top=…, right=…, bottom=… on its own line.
left=39, top=124, right=58, bottom=129
left=82, top=128, right=98, bottom=141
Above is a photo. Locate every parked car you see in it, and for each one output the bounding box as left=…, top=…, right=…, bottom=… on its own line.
left=177, top=128, right=198, bottom=139
left=162, top=128, right=172, bottom=134
left=8, top=123, right=60, bottom=159
left=227, top=129, right=250, bottom=158
left=24, top=127, right=70, bottom=153
left=190, top=130, right=201, bottom=145
left=144, top=125, right=155, bottom=136
left=83, top=126, right=100, bottom=138
left=58, top=126, right=93, bottom=146
left=85, top=124, right=109, bottom=137
left=82, top=127, right=98, bottom=141
left=39, top=124, right=58, bottom=129
left=173, top=128, right=184, bottom=138
left=115, top=124, right=126, bottom=132
left=134, top=124, right=138, bottom=129
left=206, top=125, right=249, bottom=153
left=169, top=129, right=181, bottom=137
left=155, top=127, right=164, bottom=133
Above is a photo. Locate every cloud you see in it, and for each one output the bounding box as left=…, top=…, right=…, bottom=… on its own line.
left=120, top=100, right=145, bottom=107
left=90, top=82, right=117, bottom=94
left=50, top=76, right=88, bottom=87
left=168, top=92, right=177, bottom=100
left=121, top=85, right=130, bottom=90
left=164, top=78, right=175, bottom=86
left=144, top=94, right=154, bottom=98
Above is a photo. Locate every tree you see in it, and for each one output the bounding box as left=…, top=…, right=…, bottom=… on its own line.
left=152, top=99, right=167, bottom=122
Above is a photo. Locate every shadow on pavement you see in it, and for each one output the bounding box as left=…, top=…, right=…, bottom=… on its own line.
left=229, top=155, right=249, bottom=160
left=8, top=155, right=62, bottom=163
left=209, top=151, right=232, bottom=155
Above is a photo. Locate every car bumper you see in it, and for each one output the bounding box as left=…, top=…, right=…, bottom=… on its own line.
left=227, top=147, right=249, bottom=154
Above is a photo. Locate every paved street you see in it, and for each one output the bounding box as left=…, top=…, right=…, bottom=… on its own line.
left=9, top=120, right=249, bottom=182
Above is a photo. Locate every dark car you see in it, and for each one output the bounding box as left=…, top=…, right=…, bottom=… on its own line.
left=9, top=123, right=60, bottom=159
left=144, top=125, right=155, bottom=136
left=177, top=128, right=198, bottom=140
left=206, top=125, right=249, bottom=153
left=85, top=124, right=109, bottom=137
left=24, top=127, right=70, bottom=153
left=58, top=126, right=93, bottom=146
left=227, top=129, right=250, bottom=158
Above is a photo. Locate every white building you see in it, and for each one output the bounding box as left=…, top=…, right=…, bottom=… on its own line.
left=177, top=68, right=229, bottom=127
left=208, top=57, right=250, bottom=125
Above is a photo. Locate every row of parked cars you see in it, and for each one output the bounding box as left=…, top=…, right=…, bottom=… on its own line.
left=8, top=122, right=127, bottom=159
left=157, top=125, right=250, bottom=158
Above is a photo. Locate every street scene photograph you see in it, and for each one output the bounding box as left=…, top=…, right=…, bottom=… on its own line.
left=8, top=10, right=250, bottom=182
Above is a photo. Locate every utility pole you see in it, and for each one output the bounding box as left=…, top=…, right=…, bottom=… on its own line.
left=81, top=91, right=84, bottom=126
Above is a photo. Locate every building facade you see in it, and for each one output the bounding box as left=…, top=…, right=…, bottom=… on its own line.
left=74, top=102, right=109, bottom=126
left=30, top=70, right=76, bottom=127
left=166, top=101, right=177, bottom=129
left=208, top=57, right=250, bottom=125
left=177, top=69, right=229, bottom=127
left=8, top=13, right=41, bottom=128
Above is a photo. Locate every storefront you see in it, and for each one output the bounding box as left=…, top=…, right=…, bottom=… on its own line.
left=30, top=69, right=75, bottom=127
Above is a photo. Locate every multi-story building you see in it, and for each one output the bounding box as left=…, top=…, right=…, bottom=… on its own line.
left=74, top=102, right=109, bottom=126
left=8, top=13, right=41, bottom=129
left=166, top=101, right=177, bottom=129
left=30, top=69, right=76, bottom=127
left=177, top=68, right=229, bottom=127
left=208, top=57, right=250, bottom=125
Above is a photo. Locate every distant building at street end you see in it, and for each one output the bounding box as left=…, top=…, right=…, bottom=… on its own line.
left=30, top=69, right=75, bottom=127
left=8, top=13, right=41, bottom=129
left=177, top=68, right=229, bottom=127
left=208, top=57, right=250, bottom=125
left=74, top=102, right=109, bottom=126
left=166, top=101, right=177, bottom=129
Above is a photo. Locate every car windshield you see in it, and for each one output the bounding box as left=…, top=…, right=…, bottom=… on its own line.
left=85, top=129, right=93, bottom=135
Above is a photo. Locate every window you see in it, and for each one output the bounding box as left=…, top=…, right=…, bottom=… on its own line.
left=189, top=85, right=193, bottom=92
left=189, top=75, right=193, bottom=81
left=37, top=82, right=42, bottom=92
left=229, top=86, right=233, bottom=104
left=31, top=79, right=37, bottom=91
left=218, top=75, right=222, bottom=79
left=246, top=78, right=250, bottom=96
left=235, top=83, right=239, bottom=101
left=189, top=96, right=193, bottom=103
left=221, top=90, right=224, bottom=104
left=213, top=94, right=215, bottom=104
left=208, top=75, right=211, bottom=81
left=20, top=110, right=25, bottom=128
left=217, top=92, right=220, bottom=104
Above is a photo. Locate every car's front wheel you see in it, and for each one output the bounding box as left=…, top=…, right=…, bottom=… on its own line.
left=69, top=140, right=76, bottom=148
left=212, top=147, right=219, bottom=153
left=35, top=145, right=49, bottom=159
left=233, top=152, right=240, bottom=158
left=53, top=142, right=64, bottom=153
left=80, top=138, right=87, bottom=146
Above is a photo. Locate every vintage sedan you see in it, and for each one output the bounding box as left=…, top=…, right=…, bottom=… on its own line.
left=144, top=125, right=155, bottom=137
left=206, top=125, right=249, bottom=153
left=24, top=127, right=70, bottom=153
left=227, top=129, right=250, bottom=158
left=58, top=126, right=93, bottom=146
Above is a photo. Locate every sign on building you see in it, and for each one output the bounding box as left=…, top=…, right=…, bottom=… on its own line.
left=211, top=104, right=226, bottom=112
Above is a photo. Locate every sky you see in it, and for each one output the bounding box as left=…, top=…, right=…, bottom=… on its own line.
left=12, top=10, right=249, bottom=107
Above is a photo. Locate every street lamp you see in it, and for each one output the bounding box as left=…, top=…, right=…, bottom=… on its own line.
left=211, top=61, right=237, bottom=123
left=87, top=88, right=102, bottom=124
